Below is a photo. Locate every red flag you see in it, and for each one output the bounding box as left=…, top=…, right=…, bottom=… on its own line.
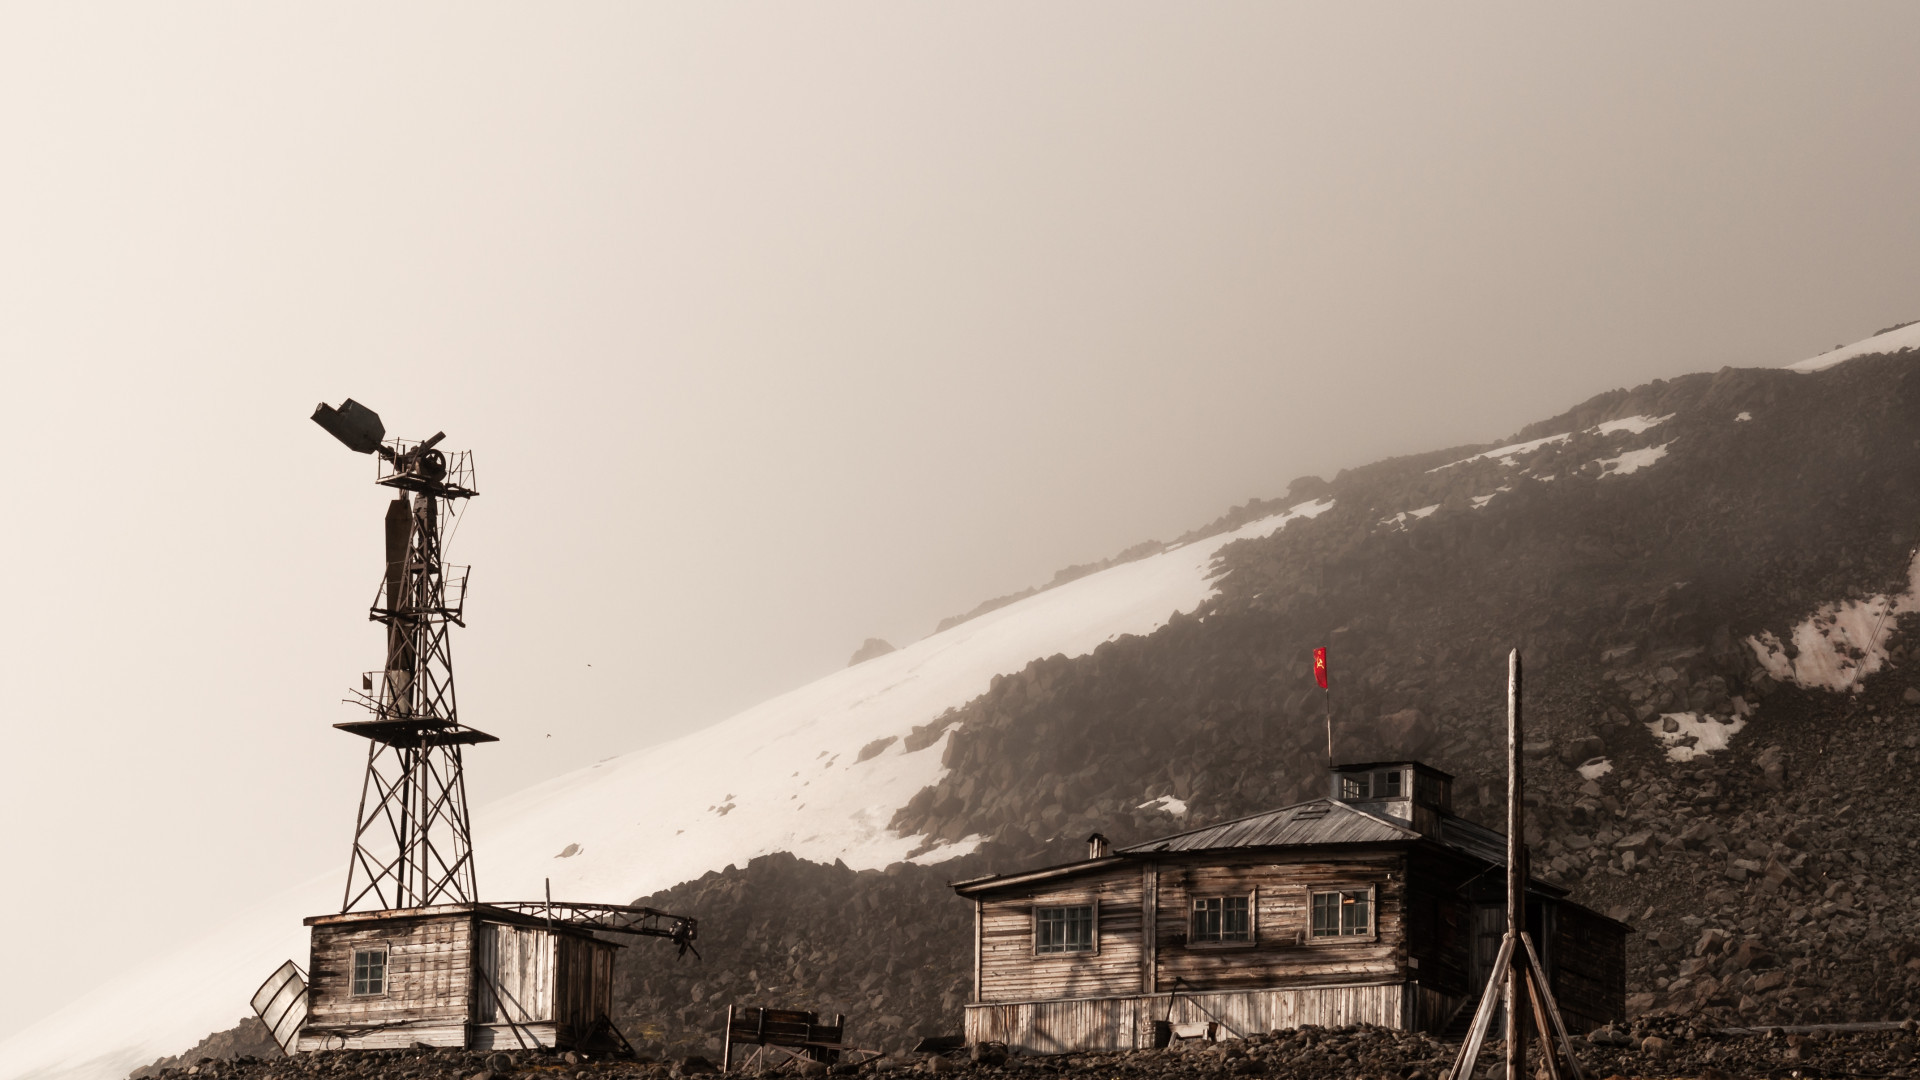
left=1313, top=647, right=1328, bottom=689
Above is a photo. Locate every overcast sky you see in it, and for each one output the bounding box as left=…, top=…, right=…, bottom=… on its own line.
left=2, top=1, right=1918, bottom=1041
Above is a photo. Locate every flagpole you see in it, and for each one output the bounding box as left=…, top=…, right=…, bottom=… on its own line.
left=1324, top=686, right=1333, bottom=770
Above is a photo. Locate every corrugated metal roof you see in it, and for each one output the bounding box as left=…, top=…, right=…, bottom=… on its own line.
left=1438, top=814, right=1509, bottom=866
left=1118, top=799, right=1420, bottom=853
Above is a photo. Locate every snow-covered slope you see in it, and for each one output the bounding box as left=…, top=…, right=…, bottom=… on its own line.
left=1788, top=320, right=1920, bottom=372
left=0, top=500, right=1332, bottom=1080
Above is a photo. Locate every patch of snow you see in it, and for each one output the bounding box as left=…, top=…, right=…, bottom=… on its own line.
left=1735, top=411, right=1752, bottom=422
left=1746, top=549, right=1920, bottom=693
left=1429, top=415, right=1672, bottom=473
left=1577, top=757, right=1613, bottom=781
left=1787, top=320, right=1920, bottom=373
left=1379, top=504, right=1440, bottom=529
left=1138, top=794, right=1189, bottom=816
left=0, top=501, right=1337, bottom=1080
left=1594, top=414, right=1674, bottom=436
left=911, top=835, right=985, bottom=864
left=1647, top=712, right=1746, bottom=762
left=1597, top=443, right=1670, bottom=477
left=1381, top=489, right=1508, bottom=531
left=1429, top=433, right=1571, bottom=472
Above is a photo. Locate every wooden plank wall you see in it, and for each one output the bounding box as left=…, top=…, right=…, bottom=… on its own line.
left=1166, top=983, right=1402, bottom=1036
left=1400, top=851, right=1472, bottom=999
left=471, top=1022, right=561, bottom=1051
left=1152, top=853, right=1407, bottom=993
left=553, top=934, right=618, bottom=1042
left=978, top=865, right=1145, bottom=1004
left=1548, top=905, right=1626, bottom=1033
left=473, top=922, right=617, bottom=1047
left=299, top=914, right=472, bottom=1051
left=963, top=985, right=1404, bottom=1054
left=1404, top=983, right=1469, bottom=1033
left=475, top=922, right=555, bottom=1025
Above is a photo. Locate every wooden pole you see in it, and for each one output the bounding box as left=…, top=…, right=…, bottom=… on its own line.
left=722, top=1004, right=735, bottom=1075
left=1506, top=649, right=1526, bottom=1080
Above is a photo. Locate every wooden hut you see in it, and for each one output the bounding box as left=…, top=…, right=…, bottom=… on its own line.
left=298, top=902, right=654, bottom=1052
left=950, top=761, right=1626, bottom=1054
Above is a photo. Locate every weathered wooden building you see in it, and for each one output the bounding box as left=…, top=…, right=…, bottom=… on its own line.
left=951, top=761, right=1626, bottom=1054
left=295, top=902, right=690, bottom=1053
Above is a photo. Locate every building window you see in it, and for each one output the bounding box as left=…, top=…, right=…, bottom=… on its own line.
left=351, top=948, right=388, bottom=996
left=1034, top=905, right=1096, bottom=954
left=1191, top=895, right=1253, bottom=943
left=1310, top=889, right=1373, bottom=939
left=1342, top=771, right=1404, bottom=800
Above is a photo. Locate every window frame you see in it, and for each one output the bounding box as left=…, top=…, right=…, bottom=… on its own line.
left=350, top=946, right=389, bottom=997
left=1307, top=886, right=1378, bottom=944
left=1030, top=899, right=1100, bottom=958
left=1187, top=889, right=1258, bottom=949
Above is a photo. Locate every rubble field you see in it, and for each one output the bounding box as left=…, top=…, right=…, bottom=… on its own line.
left=139, top=1017, right=1920, bottom=1080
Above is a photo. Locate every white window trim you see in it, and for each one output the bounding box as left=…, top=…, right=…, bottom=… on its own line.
left=1186, top=888, right=1259, bottom=949
left=349, top=946, right=390, bottom=997
left=1306, top=885, right=1379, bottom=944
left=1030, top=897, right=1100, bottom=958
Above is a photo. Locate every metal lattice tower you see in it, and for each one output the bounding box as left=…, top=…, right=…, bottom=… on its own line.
left=312, top=400, right=497, bottom=912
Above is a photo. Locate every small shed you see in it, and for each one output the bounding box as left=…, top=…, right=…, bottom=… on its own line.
left=298, top=902, right=690, bottom=1052
left=950, top=761, right=1626, bottom=1054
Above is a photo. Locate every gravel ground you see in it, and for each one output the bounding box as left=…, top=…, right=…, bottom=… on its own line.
left=139, top=1017, right=1920, bottom=1080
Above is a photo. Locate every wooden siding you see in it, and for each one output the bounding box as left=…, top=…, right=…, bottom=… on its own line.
left=978, top=864, right=1145, bottom=1004
left=1152, top=852, right=1407, bottom=993
left=555, top=932, right=617, bottom=1040
left=1548, top=903, right=1626, bottom=1033
left=476, top=922, right=554, bottom=1024
left=300, top=913, right=472, bottom=1050
left=474, top=921, right=619, bottom=1048
left=964, top=984, right=1405, bottom=1054
left=1402, top=850, right=1472, bottom=998
left=471, top=1022, right=562, bottom=1051
left=1404, top=983, right=1469, bottom=1033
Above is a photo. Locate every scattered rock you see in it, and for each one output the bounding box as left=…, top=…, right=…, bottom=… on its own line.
left=849, top=639, right=896, bottom=666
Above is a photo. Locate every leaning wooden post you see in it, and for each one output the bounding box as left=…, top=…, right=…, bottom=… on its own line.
left=1506, top=649, right=1526, bottom=1080
left=722, top=1004, right=735, bottom=1074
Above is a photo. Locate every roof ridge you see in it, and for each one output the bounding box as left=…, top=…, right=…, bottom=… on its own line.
left=1319, top=797, right=1422, bottom=837
left=1117, top=797, right=1334, bottom=852
left=1118, top=796, right=1422, bottom=853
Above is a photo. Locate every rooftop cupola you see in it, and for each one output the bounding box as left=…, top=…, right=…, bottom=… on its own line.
left=1330, top=760, right=1453, bottom=836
